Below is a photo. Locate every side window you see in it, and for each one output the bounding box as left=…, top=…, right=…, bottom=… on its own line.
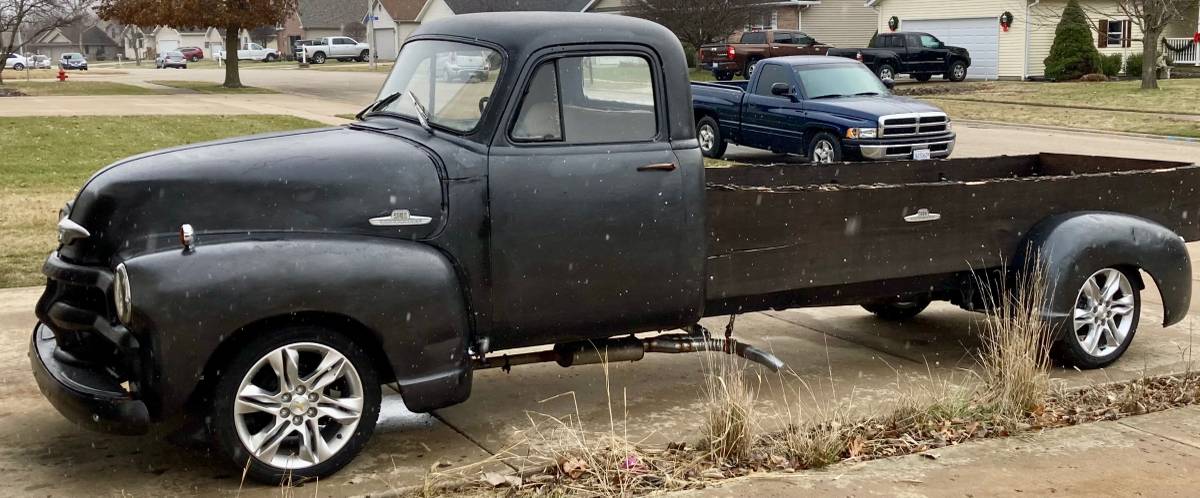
left=796, top=33, right=816, bottom=45
left=920, top=35, right=941, bottom=48
left=512, top=55, right=657, bottom=144
left=753, top=64, right=791, bottom=97
left=512, top=62, right=563, bottom=142
left=774, top=32, right=795, bottom=45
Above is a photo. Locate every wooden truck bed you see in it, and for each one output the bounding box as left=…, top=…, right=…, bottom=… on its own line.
left=704, top=154, right=1200, bottom=313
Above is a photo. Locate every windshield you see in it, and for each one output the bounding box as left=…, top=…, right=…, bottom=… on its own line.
left=373, top=40, right=503, bottom=132
left=796, top=64, right=888, bottom=99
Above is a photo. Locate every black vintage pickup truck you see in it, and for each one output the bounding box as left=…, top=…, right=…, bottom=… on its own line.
left=32, top=13, right=1199, bottom=483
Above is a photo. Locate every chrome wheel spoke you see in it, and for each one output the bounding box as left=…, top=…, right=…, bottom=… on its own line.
left=251, top=418, right=293, bottom=462
left=1081, top=326, right=1102, bottom=355
left=1073, top=308, right=1094, bottom=331
left=236, top=385, right=282, bottom=415
left=318, top=394, right=364, bottom=424
left=305, top=350, right=347, bottom=391
left=1074, top=268, right=1137, bottom=358
left=1082, top=278, right=1103, bottom=303
left=1100, top=270, right=1122, bottom=300
left=1111, top=295, right=1135, bottom=316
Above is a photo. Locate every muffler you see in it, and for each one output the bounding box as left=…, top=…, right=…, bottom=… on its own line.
left=475, top=332, right=785, bottom=372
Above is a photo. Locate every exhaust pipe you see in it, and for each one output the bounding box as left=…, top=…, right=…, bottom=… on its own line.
left=475, top=333, right=785, bottom=372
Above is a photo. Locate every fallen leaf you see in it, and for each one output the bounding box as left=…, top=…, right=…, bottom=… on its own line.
left=559, top=456, right=588, bottom=479
left=482, top=471, right=523, bottom=488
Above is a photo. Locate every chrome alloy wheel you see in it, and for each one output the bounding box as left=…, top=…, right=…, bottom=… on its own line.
left=698, top=123, right=716, bottom=152
left=879, top=66, right=894, bottom=80
left=1072, top=268, right=1136, bottom=358
left=812, top=140, right=836, bottom=164
left=952, top=64, right=966, bottom=80
left=233, top=342, right=364, bottom=469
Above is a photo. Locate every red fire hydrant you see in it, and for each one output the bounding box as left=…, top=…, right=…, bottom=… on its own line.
left=56, top=69, right=68, bottom=82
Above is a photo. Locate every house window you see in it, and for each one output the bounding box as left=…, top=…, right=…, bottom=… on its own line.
left=745, top=11, right=779, bottom=31
left=1098, top=19, right=1131, bottom=48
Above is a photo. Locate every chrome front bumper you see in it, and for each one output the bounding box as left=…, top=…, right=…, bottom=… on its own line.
left=858, top=138, right=956, bottom=160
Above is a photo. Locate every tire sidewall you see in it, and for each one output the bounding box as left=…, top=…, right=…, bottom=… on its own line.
left=210, top=326, right=382, bottom=484
left=697, top=116, right=725, bottom=158
left=1051, top=267, right=1141, bottom=369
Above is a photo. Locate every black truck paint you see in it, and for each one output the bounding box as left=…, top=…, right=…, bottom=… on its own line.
left=827, top=32, right=972, bottom=82
left=31, top=13, right=1198, bottom=482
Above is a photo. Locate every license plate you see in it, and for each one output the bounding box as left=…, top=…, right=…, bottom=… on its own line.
left=913, top=149, right=932, bottom=161
left=712, top=62, right=719, bottom=69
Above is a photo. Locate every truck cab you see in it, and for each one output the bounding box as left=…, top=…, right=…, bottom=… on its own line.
left=301, top=37, right=370, bottom=64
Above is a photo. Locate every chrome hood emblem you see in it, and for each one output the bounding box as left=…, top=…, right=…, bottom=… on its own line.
left=369, top=209, right=432, bottom=227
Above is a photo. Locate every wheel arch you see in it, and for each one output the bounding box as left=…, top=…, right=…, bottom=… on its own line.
left=1017, top=211, right=1192, bottom=329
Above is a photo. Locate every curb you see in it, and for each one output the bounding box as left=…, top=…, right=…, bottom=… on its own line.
left=956, top=119, right=1200, bottom=144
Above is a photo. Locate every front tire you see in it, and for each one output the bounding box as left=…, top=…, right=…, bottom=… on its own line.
left=210, top=326, right=382, bottom=484
left=808, top=132, right=842, bottom=164
left=359, top=50, right=369, bottom=63
left=12, top=63, right=24, bottom=71
left=1051, top=267, right=1140, bottom=369
left=264, top=53, right=278, bottom=63
left=697, top=116, right=728, bottom=159
left=863, top=299, right=931, bottom=321
left=947, top=61, right=968, bottom=82
left=744, top=58, right=761, bottom=79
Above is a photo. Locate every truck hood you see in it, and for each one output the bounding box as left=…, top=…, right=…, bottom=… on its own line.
left=60, top=127, right=446, bottom=264
left=805, top=95, right=946, bottom=124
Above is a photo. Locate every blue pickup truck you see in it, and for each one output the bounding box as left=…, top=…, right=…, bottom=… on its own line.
left=692, top=56, right=955, bottom=163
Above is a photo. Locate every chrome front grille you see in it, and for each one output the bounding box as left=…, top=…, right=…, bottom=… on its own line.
left=879, top=113, right=949, bottom=137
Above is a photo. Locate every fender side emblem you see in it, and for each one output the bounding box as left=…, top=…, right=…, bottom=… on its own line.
left=369, top=209, right=432, bottom=227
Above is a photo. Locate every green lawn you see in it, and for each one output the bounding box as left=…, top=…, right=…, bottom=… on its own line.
left=0, top=115, right=323, bottom=288
left=689, top=67, right=717, bottom=82
left=146, top=80, right=278, bottom=94
left=185, top=59, right=294, bottom=70
left=931, top=99, right=1200, bottom=138
left=916, top=79, right=1200, bottom=116
left=0, top=81, right=157, bottom=96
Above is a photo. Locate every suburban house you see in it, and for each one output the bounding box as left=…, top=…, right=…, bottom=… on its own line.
left=276, top=0, right=369, bottom=58
left=367, top=0, right=595, bottom=60
left=27, top=23, right=120, bottom=61
left=119, top=25, right=227, bottom=60
left=734, top=0, right=880, bottom=48
left=1, top=30, right=25, bottom=53
left=865, top=0, right=1200, bottom=80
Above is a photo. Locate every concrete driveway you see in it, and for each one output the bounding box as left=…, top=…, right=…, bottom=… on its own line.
left=3, top=71, right=1200, bottom=496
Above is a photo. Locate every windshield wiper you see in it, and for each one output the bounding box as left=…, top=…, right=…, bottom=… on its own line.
left=810, top=94, right=844, bottom=99
left=406, top=91, right=432, bottom=134
left=356, top=90, right=404, bottom=120
left=853, top=91, right=882, bottom=96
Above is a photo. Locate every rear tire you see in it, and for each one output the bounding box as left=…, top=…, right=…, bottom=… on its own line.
left=1050, top=267, right=1140, bottom=369
left=359, top=50, right=369, bottom=63
left=808, top=132, right=842, bottom=164
left=863, top=299, right=931, bottom=321
left=312, top=52, right=326, bottom=64
left=744, top=58, right=761, bottom=79
left=876, top=63, right=896, bottom=81
left=210, top=325, right=382, bottom=484
left=697, top=116, right=727, bottom=159
left=12, top=63, right=23, bottom=71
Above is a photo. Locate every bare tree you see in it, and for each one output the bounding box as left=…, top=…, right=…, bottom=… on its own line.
left=625, top=0, right=768, bottom=53
left=1112, top=0, right=1198, bottom=89
left=0, top=0, right=88, bottom=84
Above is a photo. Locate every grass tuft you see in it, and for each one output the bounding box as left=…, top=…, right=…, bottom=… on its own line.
left=975, top=257, right=1054, bottom=418
left=698, top=353, right=759, bottom=465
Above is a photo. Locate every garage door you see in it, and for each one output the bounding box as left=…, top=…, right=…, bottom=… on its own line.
left=157, top=39, right=179, bottom=54
left=903, top=18, right=999, bottom=80
left=373, top=28, right=397, bottom=60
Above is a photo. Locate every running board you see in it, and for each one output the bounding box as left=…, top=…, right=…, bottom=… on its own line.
left=473, top=332, right=785, bottom=372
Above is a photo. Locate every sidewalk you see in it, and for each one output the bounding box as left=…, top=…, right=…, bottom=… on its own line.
left=0, top=94, right=358, bottom=125
left=687, top=405, right=1200, bottom=497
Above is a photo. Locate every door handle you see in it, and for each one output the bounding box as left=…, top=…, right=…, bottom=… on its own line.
left=904, top=208, right=941, bottom=223
left=637, top=163, right=677, bottom=172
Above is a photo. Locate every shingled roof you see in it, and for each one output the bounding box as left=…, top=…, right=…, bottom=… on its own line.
left=380, top=0, right=426, bottom=21
left=443, top=0, right=595, bottom=14
left=298, top=0, right=368, bottom=29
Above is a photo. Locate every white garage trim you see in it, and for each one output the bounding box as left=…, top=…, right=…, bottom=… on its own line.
left=903, top=17, right=999, bottom=81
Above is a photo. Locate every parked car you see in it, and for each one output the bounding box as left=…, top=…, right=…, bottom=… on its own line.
left=155, top=51, right=188, bottom=69
left=299, top=36, right=370, bottom=64
left=699, top=30, right=830, bottom=80
left=215, top=43, right=280, bottom=62
left=29, top=55, right=51, bottom=69
left=178, top=46, right=204, bottom=62
left=693, top=56, right=954, bottom=162
left=439, top=51, right=492, bottom=81
left=4, top=53, right=27, bottom=70
left=60, top=52, right=88, bottom=70
left=292, top=39, right=318, bottom=60
left=30, top=12, right=1200, bottom=487
left=827, top=32, right=971, bottom=82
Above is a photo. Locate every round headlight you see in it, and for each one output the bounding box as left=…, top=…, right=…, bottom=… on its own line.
left=113, top=263, right=132, bottom=324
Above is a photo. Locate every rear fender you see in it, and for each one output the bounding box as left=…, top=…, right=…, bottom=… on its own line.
left=124, top=237, right=471, bottom=417
left=1019, top=212, right=1192, bottom=330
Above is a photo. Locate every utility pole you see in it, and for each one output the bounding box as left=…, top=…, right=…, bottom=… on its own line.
left=366, top=4, right=376, bottom=70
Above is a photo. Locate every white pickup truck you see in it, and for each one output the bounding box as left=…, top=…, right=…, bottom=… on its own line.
left=215, top=43, right=281, bottom=62
left=299, top=36, right=370, bottom=64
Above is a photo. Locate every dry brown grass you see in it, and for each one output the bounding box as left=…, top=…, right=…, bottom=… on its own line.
left=697, top=354, right=759, bottom=465
left=975, top=259, right=1054, bottom=417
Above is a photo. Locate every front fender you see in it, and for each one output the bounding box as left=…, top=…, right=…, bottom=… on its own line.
left=1021, top=212, right=1192, bottom=329
left=124, top=237, right=471, bottom=417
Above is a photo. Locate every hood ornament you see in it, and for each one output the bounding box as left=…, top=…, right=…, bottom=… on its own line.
left=369, top=209, right=432, bottom=227
left=56, top=218, right=90, bottom=244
